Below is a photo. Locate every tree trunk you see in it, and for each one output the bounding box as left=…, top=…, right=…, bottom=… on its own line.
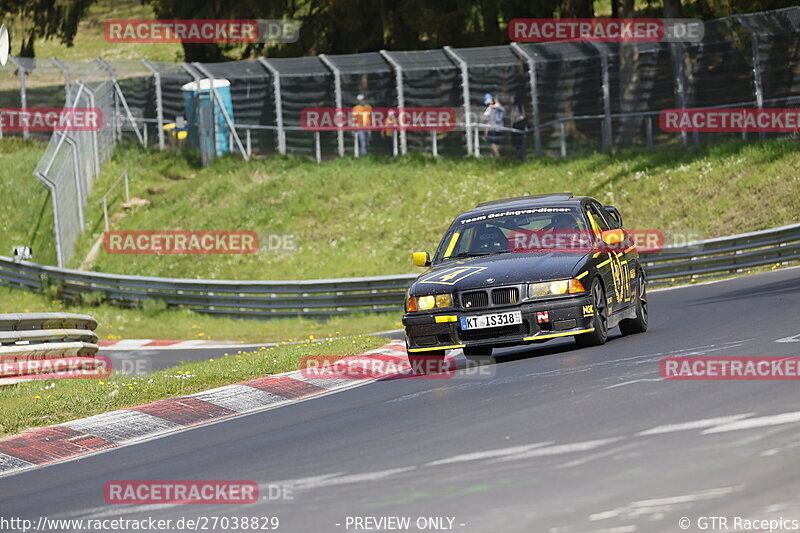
left=664, top=0, right=682, bottom=18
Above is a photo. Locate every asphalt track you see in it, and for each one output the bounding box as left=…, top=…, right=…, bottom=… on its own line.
left=2, top=267, right=800, bottom=533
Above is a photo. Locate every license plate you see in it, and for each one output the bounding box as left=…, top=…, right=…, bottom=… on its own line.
left=460, top=311, right=522, bottom=330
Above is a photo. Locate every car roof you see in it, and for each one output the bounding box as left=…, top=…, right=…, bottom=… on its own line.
left=461, top=194, right=592, bottom=217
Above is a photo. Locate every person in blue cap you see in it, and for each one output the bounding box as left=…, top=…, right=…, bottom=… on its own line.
left=483, top=93, right=505, bottom=157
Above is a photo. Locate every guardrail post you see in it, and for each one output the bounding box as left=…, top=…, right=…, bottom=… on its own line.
left=646, top=116, right=653, bottom=150
left=431, top=131, right=438, bottom=157
left=559, top=121, right=567, bottom=157
left=314, top=131, right=321, bottom=163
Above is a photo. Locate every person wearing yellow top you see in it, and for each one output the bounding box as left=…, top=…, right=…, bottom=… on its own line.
left=352, top=94, right=372, bottom=156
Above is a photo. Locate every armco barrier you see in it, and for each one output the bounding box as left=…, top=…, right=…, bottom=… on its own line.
left=0, top=224, right=798, bottom=319
left=0, top=313, right=100, bottom=386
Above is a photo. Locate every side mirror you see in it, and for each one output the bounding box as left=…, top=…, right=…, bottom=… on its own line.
left=601, top=229, right=625, bottom=245
left=604, top=206, right=623, bottom=227
left=412, top=251, right=431, bottom=267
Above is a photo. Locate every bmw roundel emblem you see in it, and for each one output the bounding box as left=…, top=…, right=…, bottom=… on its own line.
left=486, top=278, right=495, bottom=284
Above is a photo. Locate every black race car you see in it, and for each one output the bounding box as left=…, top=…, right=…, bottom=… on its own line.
left=403, top=193, right=648, bottom=361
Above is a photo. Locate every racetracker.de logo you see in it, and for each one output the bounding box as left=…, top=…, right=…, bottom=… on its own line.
left=104, top=19, right=299, bottom=44
left=103, top=231, right=259, bottom=255
left=104, top=481, right=258, bottom=504
left=0, top=355, right=111, bottom=380
left=508, top=18, right=703, bottom=43
left=661, top=357, right=800, bottom=380
left=660, top=108, right=800, bottom=132
left=300, top=107, right=456, bottom=132
left=0, top=107, right=102, bottom=132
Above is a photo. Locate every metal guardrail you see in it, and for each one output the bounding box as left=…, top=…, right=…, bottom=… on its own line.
left=0, top=313, right=100, bottom=385
left=0, top=225, right=798, bottom=319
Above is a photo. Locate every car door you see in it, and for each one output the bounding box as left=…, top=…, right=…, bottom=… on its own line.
left=585, top=203, right=632, bottom=312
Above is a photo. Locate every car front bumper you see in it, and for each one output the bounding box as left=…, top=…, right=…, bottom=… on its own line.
left=403, top=294, right=595, bottom=353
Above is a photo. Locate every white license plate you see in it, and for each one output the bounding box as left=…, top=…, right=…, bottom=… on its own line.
left=460, top=311, right=522, bottom=330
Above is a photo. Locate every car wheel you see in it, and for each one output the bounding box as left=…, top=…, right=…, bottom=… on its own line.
left=575, top=277, right=608, bottom=347
left=619, top=270, right=648, bottom=335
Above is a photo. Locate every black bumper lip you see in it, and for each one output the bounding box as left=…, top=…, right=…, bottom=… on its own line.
left=403, top=294, right=594, bottom=352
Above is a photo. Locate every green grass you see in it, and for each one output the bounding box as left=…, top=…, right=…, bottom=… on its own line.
left=0, top=335, right=385, bottom=438
left=6, top=0, right=182, bottom=62
left=0, top=139, right=57, bottom=266
left=0, top=285, right=401, bottom=343
left=62, top=138, right=800, bottom=280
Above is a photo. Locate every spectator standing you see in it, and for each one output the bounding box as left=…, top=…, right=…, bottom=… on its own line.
left=352, top=93, right=372, bottom=156
left=483, top=94, right=505, bottom=158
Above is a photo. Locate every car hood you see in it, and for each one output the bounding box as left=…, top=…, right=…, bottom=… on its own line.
left=410, top=252, right=588, bottom=295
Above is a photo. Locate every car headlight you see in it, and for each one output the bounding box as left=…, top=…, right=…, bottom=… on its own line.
left=528, top=278, right=586, bottom=297
left=407, top=293, right=453, bottom=312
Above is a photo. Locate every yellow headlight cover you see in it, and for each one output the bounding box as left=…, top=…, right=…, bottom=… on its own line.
left=418, top=295, right=436, bottom=310
left=435, top=294, right=453, bottom=308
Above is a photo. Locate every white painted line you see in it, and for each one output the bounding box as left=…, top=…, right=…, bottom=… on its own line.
left=0, top=453, right=34, bottom=472
left=190, top=384, right=288, bottom=412
left=636, top=414, right=754, bottom=436
left=493, top=438, right=623, bottom=462
left=425, top=441, right=553, bottom=467
left=63, top=410, right=181, bottom=443
left=776, top=333, right=800, bottom=343
left=703, top=411, right=800, bottom=434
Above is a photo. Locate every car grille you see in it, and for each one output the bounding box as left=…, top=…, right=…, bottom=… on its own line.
left=459, top=323, right=528, bottom=341
left=492, top=287, right=519, bottom=305
left=460, top=290, right=489, bottom=309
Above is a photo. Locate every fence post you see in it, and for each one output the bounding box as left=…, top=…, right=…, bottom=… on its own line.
left=98, top=58, right=145, bottom=146
left=431, top=131, right=438, bottom=157
left=379, top=50, right=407, bottom=155
left=8, top=57, right=29, bottom=139
left=736, top=15, right=766, bottom=142
left=314, top=131, right=321, bottom=162
left=590, top=44, right=612, bottom=153
left=646, top=116, right=653, bottom=150
left=33, top=172, right=64, bottom=267
left=319, top=54, right=345, bottom=157
left=670, top=42, right=689, bottom=150
left=51, top=58, right=70, bottom=100
left=443, top=46, right=473, bottom=157
left=257, top=58, right=286, bottom=155
left=559, top=121, right=567, bottom=157
left=142, top=59, right=165, bottom=151
left=80, top=82, right=101, bottom=177
left=510, top=43, right=541, bottom=157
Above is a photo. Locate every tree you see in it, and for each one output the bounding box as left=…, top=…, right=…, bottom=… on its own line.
left=0, top=0, right=96, bottom=57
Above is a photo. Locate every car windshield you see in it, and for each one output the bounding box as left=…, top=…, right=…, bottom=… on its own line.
left=434, top=207, right=588, bottom=263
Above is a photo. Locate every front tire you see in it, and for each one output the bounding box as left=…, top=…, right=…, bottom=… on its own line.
left=575, top=277, right=608, bottom=347
left=619, top=270, right=648, bottom=335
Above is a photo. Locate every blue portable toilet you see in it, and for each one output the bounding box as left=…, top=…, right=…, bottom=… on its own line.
left=181, top=78, right=235, bottom=157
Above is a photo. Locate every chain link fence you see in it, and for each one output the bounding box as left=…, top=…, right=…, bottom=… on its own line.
left=1, top=7, right=798, bottom=265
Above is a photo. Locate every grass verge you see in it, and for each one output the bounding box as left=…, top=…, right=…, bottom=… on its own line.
left=0, top=335, right=386, bottom=438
